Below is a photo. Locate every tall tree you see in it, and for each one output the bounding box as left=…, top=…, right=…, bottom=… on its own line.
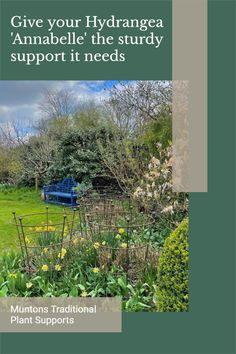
left=20, top=135, right=56, bottom=190
left=38, top=88, right=77, bottom=120
left=108, top=81, right=172, bottom=135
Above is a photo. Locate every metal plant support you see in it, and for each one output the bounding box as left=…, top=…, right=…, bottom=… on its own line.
left=13, top=195, right=159, bottom=281
left=13, top=207, right=78, bottom=273
left=82, top=205, right=156, bottom=278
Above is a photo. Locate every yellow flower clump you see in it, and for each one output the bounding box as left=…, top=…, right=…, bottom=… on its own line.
left=24, top=236, right=30, bottom=244
left=92, top=267, right=100, bottom=273
left=8, top=273, right=17, bottom=279
left=44, top=226, right=56, bottom=232
left=41, top=264, right=49, bottom=272
left=93, top=242, right=100, bottom=249
left=118, top=228, right=125, bottom=234
left=58, top=248, right=67, bottom=259
left=55, top=264, right=62, bottom=271
left=80, top=291, right=88, bottom=297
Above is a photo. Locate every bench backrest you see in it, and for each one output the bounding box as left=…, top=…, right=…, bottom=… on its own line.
left=57, top=178, right=77, bottom=193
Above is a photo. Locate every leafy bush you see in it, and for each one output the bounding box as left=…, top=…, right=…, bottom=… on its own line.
left=157, top=218, right=189, bottom=312
left=46, top=128, right=113, bottom=185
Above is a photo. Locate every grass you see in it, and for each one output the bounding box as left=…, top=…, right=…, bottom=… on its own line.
left=0, top=186, right=63, bottom=254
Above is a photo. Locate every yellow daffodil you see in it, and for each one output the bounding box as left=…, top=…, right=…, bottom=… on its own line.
left=43, top=247, right=48, bottom=254
left=35, top=226, right=43, bottom=232
left=24, top=236, right=30, bottom=244
left=93, top=242, right=100, bottom=249
left=26, top=282, right=33, bottom=289
left=118, top=228, right=125, bottom=234
left=58, top=248, right=67, bottom=259
left=80, top=291, right=88, bottom=297
left=41, top=264, right=49, bottom=272
left=73, top=238, right=79, bottom=245
left=62, top=248, right=67, bottom=255
left=45, top=226, right=56, bottom=232
left=8, top=273, right=17, bottom=279
left=121, top=243, right=128, bottom=249
left=55, top=264, right=62, bottom=271
left=92, top=267, right=100, bottom=273
left=80, top=237, right=85, bottom=243
left=115, top=234, right=121, bottom=240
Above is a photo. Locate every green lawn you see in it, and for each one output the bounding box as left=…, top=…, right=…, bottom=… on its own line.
left=0, top=187, right=63, bottom=254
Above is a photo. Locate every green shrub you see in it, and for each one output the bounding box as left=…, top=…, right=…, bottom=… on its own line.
left=46, top=128, right=113, bottom=185
left=157, top=218, right=189, bottom=312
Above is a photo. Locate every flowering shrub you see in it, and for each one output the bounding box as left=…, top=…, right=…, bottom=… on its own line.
left=133, top=143, right=188, bottom=229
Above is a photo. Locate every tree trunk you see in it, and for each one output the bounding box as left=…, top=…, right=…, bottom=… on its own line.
left=35, top=175, right=39, bottom=191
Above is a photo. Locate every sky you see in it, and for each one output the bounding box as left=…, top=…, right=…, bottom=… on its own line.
left=0, top=80, right=119, bottom=131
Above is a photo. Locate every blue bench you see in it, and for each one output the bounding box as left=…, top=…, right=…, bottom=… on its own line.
left=43, top=178, right=78, bottom=206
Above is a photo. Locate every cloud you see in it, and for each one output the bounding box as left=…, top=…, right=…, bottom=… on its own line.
left=0, top=80, right=114, bottom=129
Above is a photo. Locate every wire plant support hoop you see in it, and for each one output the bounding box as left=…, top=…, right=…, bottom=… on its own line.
left=12, top=207, right=79, bottom=274
left=12, top=199, right=159, bottom=282
left=83, top=207, right=156, bottom=279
